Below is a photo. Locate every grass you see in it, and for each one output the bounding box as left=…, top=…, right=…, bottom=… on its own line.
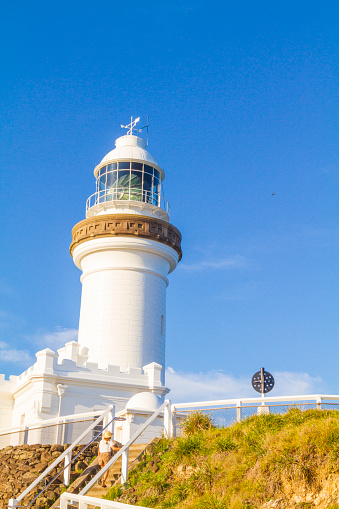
left=104, top=409, right=339, bottom=508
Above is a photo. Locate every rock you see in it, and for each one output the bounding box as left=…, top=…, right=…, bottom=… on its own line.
left=11, top=480, right=23, bottom=489
left=17, top=464, right=30, bottom=471
left=2, top=446, right=13, bottom=452
left=35, top=496, right=49, bottom=508
left=74, top=461, right=87, bottom=472
left=22, top=472, right=37, bottom=483
left=19, top=452, right=34, bottom=460
left=45, top=490, right=55, bottom=500
left=34, top=461, right=48, bottom=472
left=50, top=444, right=64, bottom=453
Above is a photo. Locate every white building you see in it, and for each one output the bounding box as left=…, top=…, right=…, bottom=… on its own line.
left=0, top=119, right=182, bottom=433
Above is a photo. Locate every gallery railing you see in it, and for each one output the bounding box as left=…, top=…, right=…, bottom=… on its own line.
left=86, top=188, right=170, bottom=214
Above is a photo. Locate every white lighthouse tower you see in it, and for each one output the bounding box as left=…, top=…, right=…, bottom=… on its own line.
left=70, top=118, right=182, bottom=384
left=0, top=118, right=182, bottom=431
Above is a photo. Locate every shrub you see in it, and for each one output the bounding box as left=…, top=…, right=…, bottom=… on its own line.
left=181, top=411, right=213, bottom=435
left=103, top=485, right=123, bottom=500
left=215, top=436, right=238, bottom=452
left=172, top=434, right=203, bottom=461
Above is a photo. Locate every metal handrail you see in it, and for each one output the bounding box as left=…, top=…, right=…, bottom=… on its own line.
left=8, top=406, right=113, bottom=508
left=0, top=417, right=97, bottom=438
left=172, top=394, right=339, bottom=410
left=0, top=409, right=105, bottom=438
left=86, top=188, right=170, bottom=214
left=60, top=492, right=151, bottom=509
left=24, top=415, right=121, bottom=509
left=173, top=402, right=339, bottom=413
left=79, top=400, right=170, bottom=494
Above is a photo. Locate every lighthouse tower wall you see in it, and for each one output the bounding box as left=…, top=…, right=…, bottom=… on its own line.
left=73, top=236, right=179, bottom=376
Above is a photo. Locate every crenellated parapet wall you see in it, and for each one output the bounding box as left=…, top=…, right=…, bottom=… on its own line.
left=1, top=341, right=167, bottom=430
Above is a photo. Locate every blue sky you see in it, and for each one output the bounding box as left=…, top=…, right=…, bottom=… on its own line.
left=0, top=1, right=338, bottom=401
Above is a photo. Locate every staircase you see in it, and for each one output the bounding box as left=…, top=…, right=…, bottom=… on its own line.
left=86, top=443, right=147, bottom=498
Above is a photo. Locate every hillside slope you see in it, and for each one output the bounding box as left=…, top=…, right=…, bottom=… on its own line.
left=105, top=409, right=339, bottom=508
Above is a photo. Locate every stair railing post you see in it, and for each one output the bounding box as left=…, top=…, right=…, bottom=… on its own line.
left=172, top=406, right=177, bottom=438
left=121, top=447, right=129, bottom=485
left=121, top=412, right=132, bottom=485
left=103, top=406, right=115, bottom=434
left=236, top=401, right=242, bottom=423
left=163, top=399, right=172, bottom=438
left=63, top=449, right=72, bottom=486
left=23, top=426, right=29, bottom=445
left=61, top=417, right=66, bottom=445
left=8, top=499, right=19, bottom=509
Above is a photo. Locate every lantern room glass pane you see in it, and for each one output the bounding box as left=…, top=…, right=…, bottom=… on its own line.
left=106, top=171, right=118, bottom=200
left=118, top=162, right=130, bottom=170
left=99, top=172, right=106, bottom=191
left=131, top=162, right=143, bottom=171
left=144, top=164, right=153, bottom=175
left=108, top=163, right=117, bottom=171
left=106, top=171, right=117, bottom=187
left=99, top=166, right=107, bottom=177
left=153, top=173, right=160, bottom=205
left=143, top=172, right=153, bottom=203
left=130, top=171, right=143, bottom=201
left=117, top=170, right=131, bottom=200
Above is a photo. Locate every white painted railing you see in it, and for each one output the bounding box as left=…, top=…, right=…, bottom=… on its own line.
left=79, top=399, right=171, bottom=494
left=86, top=188, right=170, bottom=214
left=171, top=394, right=339, bottom=435
left=8, top=406, right=114, bottom=509
left=0, top=409, right=109, bottom=447
left=9, top=394, right=339, bottom=509
left=60, top=492, right=151, bottom=509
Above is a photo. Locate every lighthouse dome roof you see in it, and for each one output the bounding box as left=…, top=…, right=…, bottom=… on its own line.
left=100, top=135, right=158, bottom=166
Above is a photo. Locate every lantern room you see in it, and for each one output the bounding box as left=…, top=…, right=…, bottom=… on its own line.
left=86, top=134, right=169, bottom=221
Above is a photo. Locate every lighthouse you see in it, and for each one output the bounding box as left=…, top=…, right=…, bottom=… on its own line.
left=70, top=118, right=182, bottom=383
left=0, top=118, right=182, bottom=431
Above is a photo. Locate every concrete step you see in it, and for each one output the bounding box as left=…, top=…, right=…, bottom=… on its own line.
left=86, top=443, right=148, bottom=498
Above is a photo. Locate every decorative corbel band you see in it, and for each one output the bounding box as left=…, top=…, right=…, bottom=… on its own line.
left=70, top=214, right=182, bottom=260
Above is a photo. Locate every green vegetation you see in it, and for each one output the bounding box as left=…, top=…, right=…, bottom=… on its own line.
left=104, top=409, right=339, bottom=508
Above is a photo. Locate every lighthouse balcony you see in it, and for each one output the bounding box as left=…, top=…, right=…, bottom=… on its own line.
left=86, top=188, right=170, bottom=220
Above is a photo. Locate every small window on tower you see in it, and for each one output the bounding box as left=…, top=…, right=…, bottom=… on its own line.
left=161, top=315, right=165, bottom=335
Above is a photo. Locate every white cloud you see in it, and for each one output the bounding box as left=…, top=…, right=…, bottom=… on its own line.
left=179, top=255, right=247, bottom=272
left=0, top=342, right=34, bottom=365
left=32, top=327, right=78, bottom=349
left=166, top=367, right=323, bottom=403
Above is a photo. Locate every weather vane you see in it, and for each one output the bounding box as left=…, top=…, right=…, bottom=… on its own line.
left=121, top=116, right=141, bottom=136
left=120, top=115, right=150, bottom=145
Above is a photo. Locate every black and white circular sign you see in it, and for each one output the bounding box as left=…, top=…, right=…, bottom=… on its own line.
left=252, top=368, right=275, bottom=394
